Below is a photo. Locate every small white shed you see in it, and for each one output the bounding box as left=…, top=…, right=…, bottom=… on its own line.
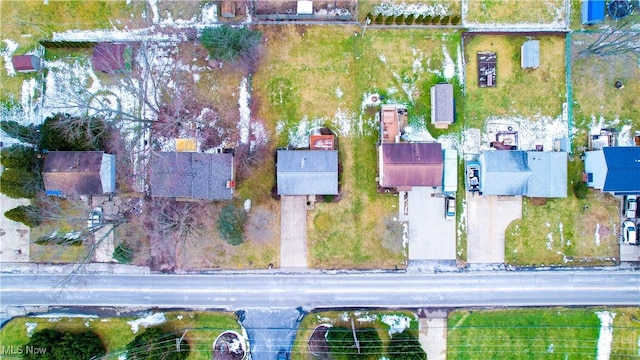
left=297, top=1, right=313, bottom=15
left=521, top=40, right=540, bottom=69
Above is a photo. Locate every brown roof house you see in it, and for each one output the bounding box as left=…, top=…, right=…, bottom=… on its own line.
left=149, top=152, right=235, bottom=201
left=43, top=151, right=116, bottom=196
left=430, top=84, right=454, bottom=129
left=11, top=55, right=42, bottom=73
left=378, top=104, right=443, bottom=191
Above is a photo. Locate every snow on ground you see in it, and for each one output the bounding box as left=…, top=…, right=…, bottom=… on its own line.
left=461, top=0, right=566, bottom=30
left=127, top=312, right=166, bottom=334
left=596, top=311, right=616, bottom=360
left=335, top=86, right=343, bottom=99
left=442, top=45, right=455, bottom=80
left=484, top=114, right=568, bottom=152
left=456, top=44, right=464, bottom=86
left=25, top=322, right=38, bottom=337
left=244, top=198, right=251, bottom=212
left=595, top=223, right=601, bottom=247
left=1, top=39, right=19, bottom=76
left=617, top=124, right=634, bottom=146
left=373, top=1, right=451, bottom=17
left=238, top=77, right=251, bottom=144
left=381, top=314, right=412, bottom=336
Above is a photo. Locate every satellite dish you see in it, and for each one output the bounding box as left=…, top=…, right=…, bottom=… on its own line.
left=608, top=0, right=633, bottom=19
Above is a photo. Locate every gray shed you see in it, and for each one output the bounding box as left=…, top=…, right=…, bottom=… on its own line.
left=521, top=40, right=540, bottom=69
left=430, top=84, right=454, bottom=129
left=277, top=150, right=338, bottom=195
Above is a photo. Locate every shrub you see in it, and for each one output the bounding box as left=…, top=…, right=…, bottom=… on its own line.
left=0, top=168, right=40, bottom=199
left=395, top=14, right=405, bottom=25
left=431, top=16, right=441, bottom=24
left=24, top=328, right=106, bottom=360
left=327, top=326, right=382, bottom=360
left=440, top=16, right=450, bottom=25
left=200, top=25, right=262, bottom=64
left=0, top=120, right=39, bottom=144
left=573, top=181, right=588, bottom=199
left=388, top=331, right=427, bottom=360
left=415, top=15, right=424, bottom=24
left=126, top=326, right=189, bottom=360
left=0, top=144, right=37, bottom=169
left=217, top=203, right=246, bottom=245
left=375, top=14, right=384, bottom=24
left=451, top=15, right=461, bottom=25
left=423, top=15, right=432, bottom=24
left=113, top=243, right=134, bottom=264
left=405, top=14, right=415, bottom=25
left=4, top=205, right=41, bottom=227
left=39, top=113, right=107, bottom=151
left=385, top=16, right=394, bottom=25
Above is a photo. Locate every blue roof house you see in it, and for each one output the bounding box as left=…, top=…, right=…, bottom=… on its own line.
left=479, top=151, right=567, bottom=197
left=584, top=147, right=640, bottom=195
left=582, top=0, right=606, bottom=25
left=277, top=150, right=338, bottom=195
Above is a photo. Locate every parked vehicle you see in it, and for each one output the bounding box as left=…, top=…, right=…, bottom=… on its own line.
left=445, top=197, right=456, bottom=220
left=465, top=161, right=480, bottom=193
left=87, top=206, right=103, bottom=229
left=622, top=220, right=637, bottom=245
left=623, top=195, right=637, bottom=218
left=276, top=351, right=289, bottom=360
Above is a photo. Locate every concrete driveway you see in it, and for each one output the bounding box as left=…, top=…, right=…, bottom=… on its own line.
left=407, top=187, right=456, bottom=260
left=0, top=193, right=30, bottom=262
left=280, top=196, right=307, bottom=268
left=467, top=194, right=522, bottom=264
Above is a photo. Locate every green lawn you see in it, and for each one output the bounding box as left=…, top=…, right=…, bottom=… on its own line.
left=358, top=0, right=461, bottom=22
left=252, top=26, right=463, bottom=268
left=448, top=307, right=640, bottom=359
left=464, top=0, right=565, bottom=25
left=0, top=311, right=242, bottom=360
left=293, top=309, right=419, bottom=360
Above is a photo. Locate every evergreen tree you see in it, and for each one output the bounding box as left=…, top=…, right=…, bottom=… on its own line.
left=200, top=25, right=262, bottom=64
left=217, top=203, right=246, bottom=245
left=388, top=331, right=427, bottom=360
left=0, top=168, right=40, bottom=199
left=0, top=144, right=37, bottom=169
left=327, top=326, right=382, bottom=360
left=23, top=328, right=106, bottom=360
left=0, top=120, right=39, bottom=144
left=5, top=205, right=41, bottom=227
left=125, top=326, right=189, bottom=360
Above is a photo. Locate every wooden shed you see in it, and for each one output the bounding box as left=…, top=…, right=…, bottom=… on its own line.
left=11, top=55, right=42, bottom=73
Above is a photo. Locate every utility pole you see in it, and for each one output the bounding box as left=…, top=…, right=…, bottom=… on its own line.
left=177, top=329, right=189, bottom=352
left=362, top=17, right=371, bottom=37
left=350, top=316, right=360, bottom=354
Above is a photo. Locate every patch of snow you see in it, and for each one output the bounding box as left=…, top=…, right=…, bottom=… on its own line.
left=355, top=312, right=377, bottom=323
left=127, top=312, right=166, bottom=334
left=618, top=124, right=633, bottom=146
left=84, top=321, right=90, bottom=327
left=250, top=121, right=269, bottom=151
left=275, top=120, right=285, bottom=135
left=595, top=223, right=601, bottom=247
left=25, top=322, right=38, bottom=337
left=1, top=39, right=19, bottom=76
left=148, top=0, right=160, bottom=24
left=244, top=199, right=251, bottom=212
left=392, top=72, right=416, bottom=100
left=378, top=54, right=387, bottom=64
left=596, top=311, right=616, bottom=360
left=238, top=77, right=251, bottom=144
left=456, top=45, right=464, bottom=86
left=483, top=115, right=567, bottom=152
left=381, top=314, right=412, bottom=336
left=546, top=232, right=553, bottom=250
left=244, top=5, right=253, bottom=24
left=335, top=87, right=343, bottom=99
left=373, top=1, right=451, bottom=17
left=288, top=116, right=322, bottom=148
left=558, top=222, right=564, bottom=245
left=404, top=124, right=434, bottom=142
left=177, top=315, right=183, bottom=320
left=411, top=48, right=423, bottom=74
left=201, top=2, right=218, bottom=24
left=332, top=108, right=355, bottom=137
left=442, top=45, right=455, bottom=80
left=402, top=222, right=409, bottom=251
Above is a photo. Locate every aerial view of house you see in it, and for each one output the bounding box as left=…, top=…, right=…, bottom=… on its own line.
left=0, top=1, right=638, bottom=359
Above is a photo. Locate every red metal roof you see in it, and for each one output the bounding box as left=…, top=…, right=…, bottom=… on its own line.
left=380, top=143, right=443, bottom=188
left=11, top=55, right=40, bottom=72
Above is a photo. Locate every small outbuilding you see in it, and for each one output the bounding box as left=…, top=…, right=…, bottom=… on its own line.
left=297, top=0, right=313, bottom=15
left=477, top=52, right=497, bottom=88
left=221, top=1, right=236, bottom=18
left=581, top=0, right=605, bottom=25
left=11, top=55, right=42, bottom=73
left=521, top=40, right=540, bottom=69
left=430, top=84, right=455, bottom=129
left=43, top=151, right=116, bottom=196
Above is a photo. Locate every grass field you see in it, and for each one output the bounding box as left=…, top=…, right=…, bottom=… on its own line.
left=293, top=309, right=419, bottom=360
left=464, top=34, right=566, bottom=129
left=505, top=156, right=620, bottom=266
left=0, top=311, right=242, bottom=360
left=464, top=0, right=565, bottom=25
left=448, top=307, right=640, bottom=359
left=570, top=32, right=640, bottom=149
left=252, top=26, right=463, bottom=268
left=358, top=0, right=461, bottom=22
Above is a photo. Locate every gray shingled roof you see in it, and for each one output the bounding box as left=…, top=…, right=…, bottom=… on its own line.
left=43, top=151, right=115, bottom=195
left=479, top=151, right=567, bottom=197
left=430, top=84, right=454, bottom=124
left=149, top=152, right=234, bottom=200
left=277, top=150, right=338, bottom=195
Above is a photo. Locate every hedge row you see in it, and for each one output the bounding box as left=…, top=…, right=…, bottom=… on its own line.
left=368, top=13, right=461, bottom=26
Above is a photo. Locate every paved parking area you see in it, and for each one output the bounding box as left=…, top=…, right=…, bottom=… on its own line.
left=467, top=194, right=522, bottom=264
left=407, top=187, right=456, bottom=260
left=280, top=196, right=307, bottom=268
left=0, top=193, right=30, bottom=262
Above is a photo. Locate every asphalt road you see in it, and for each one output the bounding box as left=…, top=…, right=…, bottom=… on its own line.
left=1, top=271, right=638, bottom=309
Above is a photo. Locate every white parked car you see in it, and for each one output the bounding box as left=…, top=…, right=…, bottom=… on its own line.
left=623, top=195, right=637, bottom=218
left=445, top=197, right=456, bottom=220
left=622, top=220, right=637, bottom=245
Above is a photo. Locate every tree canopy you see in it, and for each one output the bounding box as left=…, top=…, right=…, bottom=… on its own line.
left=4, top=205, right=41, bottom=227
left=200, top=25, right=262, bottom=64
left=125, top=326, right=190, bottom=360
left=23, top=328, right=106, bottom=360
left=217, top=203, right=246, bottom=245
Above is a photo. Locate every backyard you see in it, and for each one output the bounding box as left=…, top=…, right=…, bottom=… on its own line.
left=463, top=0, right=566, bottom=26
left=448, top=307, right=640, bottom=359
left=0, top=310, right=243, bottom=360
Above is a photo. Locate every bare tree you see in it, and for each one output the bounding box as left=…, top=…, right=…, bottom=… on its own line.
left=579, top=13, right=640, bottom=59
